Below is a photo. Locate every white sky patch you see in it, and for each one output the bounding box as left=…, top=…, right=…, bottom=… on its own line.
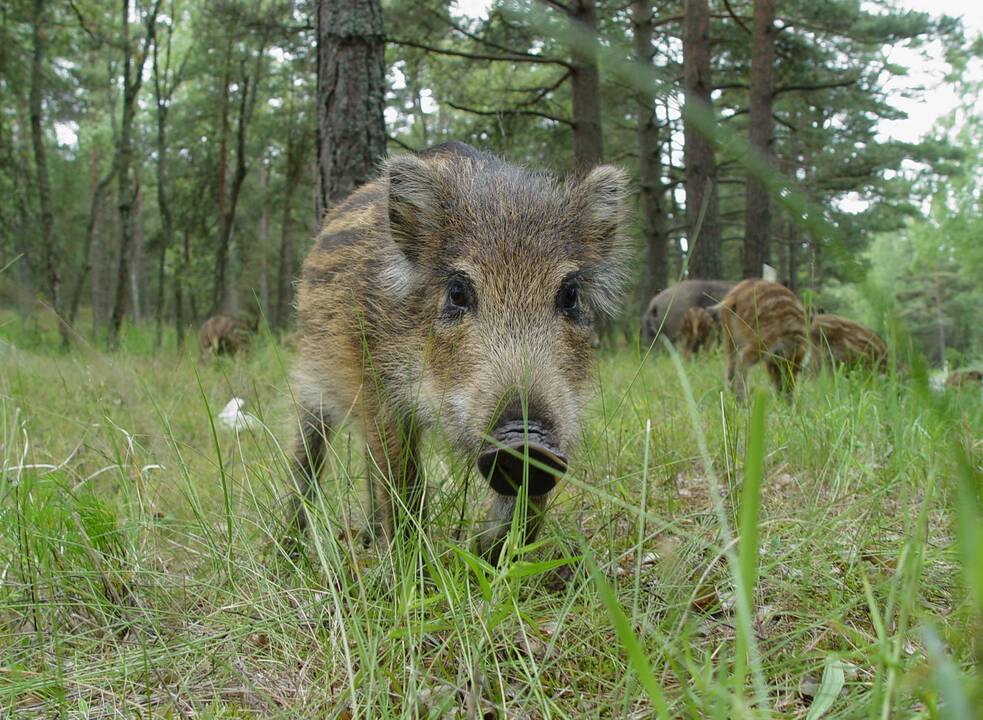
left=420, top=88, right=438, bottom=114
left=389, top=62, right=407, bottom=91
left=54, top=121, right=78, bottom=148
left=877, top=0, right=983, bottom=143
left=455, top=0, right=492, bottom=20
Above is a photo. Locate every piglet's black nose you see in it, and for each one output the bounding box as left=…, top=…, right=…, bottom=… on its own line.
left=476, top=420, right=567, bottom=497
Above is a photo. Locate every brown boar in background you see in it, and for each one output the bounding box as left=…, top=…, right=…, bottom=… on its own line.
left=676, top=306, right=717, bottom=358
left=640, top=279, right=735, bottom=346
left=289, top=142, right=630, bottom=563
left=717, top=279, right=807, bottom=397
left=946, top=369, right=982, bottom=388
left=197, top=315, right=252, bottom=358
left=810, top=314, right=887, bottom=373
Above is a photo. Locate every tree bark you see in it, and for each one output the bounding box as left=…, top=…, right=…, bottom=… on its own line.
left=682, top=0, right=722, bottom=278
left=315, top=0, right=387, bottom=217
left=213, top=65, right=250, bottom=315
left=29, top=0, right=68, bottom=344
left=108, top=0, right=160, bottom=348
left=130, top=177, right=144, bottom=325
left=742, top=0, right=776, bottom=278
left=69, top=164, right=115, bottom=326
left=568, top=0, right=603, bottom=168
left=632, top=0, right=667, bottom=301
left=153, top=17, right=179, bottom=348
left=276, top=116, right=307, bottom=330
left=258, top=156, right=271, bottom=322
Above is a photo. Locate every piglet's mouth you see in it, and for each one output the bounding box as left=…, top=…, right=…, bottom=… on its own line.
left=476, top=420, right=568, bottom=497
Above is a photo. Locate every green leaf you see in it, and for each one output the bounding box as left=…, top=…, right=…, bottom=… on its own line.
left=805, top=654, right=846, bottom=720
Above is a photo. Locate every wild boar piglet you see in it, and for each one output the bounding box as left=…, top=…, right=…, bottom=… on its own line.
left=810, top=313, right=887, bottom=373
left=716, top=279, right=807, bottom=397
left=289, top=142, right=630, bottom=563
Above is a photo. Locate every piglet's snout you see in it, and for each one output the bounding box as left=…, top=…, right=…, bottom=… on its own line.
left=476, top=420, right=567, bottom=497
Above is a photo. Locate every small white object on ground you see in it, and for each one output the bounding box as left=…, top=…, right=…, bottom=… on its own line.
left=217, top=397, right=261, bottom=431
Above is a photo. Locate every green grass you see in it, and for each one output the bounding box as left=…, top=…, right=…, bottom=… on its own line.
left=1, top=317, right=981, bottom=718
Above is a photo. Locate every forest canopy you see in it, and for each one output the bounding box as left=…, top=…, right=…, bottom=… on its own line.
left=0, top=0, right=980, bottom=364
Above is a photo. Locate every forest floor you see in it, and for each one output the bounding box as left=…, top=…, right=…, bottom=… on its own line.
left=1, top=316, right=981, bottom=719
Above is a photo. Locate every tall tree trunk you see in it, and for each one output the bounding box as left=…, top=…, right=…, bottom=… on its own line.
left=632, top=0, right=667, bottom=302
left=108, top=0, right=159, bottom=348
left=315, top=0, right=386, bottom=217
left=682, top=0, right=721, bottom=278
left=568, top=0, right=603, bottom=168
left=742, top=0, right=776, bottom=278
left=69, top=164, right=115, bottom=326
left=153, top=24, right=176, bottom=348
left=276, top=123, right=306, bottom=330
left=29, top=0, right=68, bottom=345
left=258, top=157, right=270, bottom=322
left=130, top=177, right=144, bottom=325
left=213, top=66, right=250, bottom=314
left=931, top=272, right=946, bottom=366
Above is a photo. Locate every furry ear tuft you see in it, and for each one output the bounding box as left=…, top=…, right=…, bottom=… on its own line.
left=569, top=165, right=632, bottom=318
left=386, top=154, right=443, bottom=263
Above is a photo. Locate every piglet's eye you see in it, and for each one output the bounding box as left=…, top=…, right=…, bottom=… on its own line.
left=445, top=277, right=474, bottom=313
left=558, top=280, right=580, bottom=315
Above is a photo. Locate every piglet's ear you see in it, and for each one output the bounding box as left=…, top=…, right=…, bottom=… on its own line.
left=386, top=154, right=444, bottom=264
left=575, top=164, right=630, bottom=242
left=569, top=165, right=632, bottom=317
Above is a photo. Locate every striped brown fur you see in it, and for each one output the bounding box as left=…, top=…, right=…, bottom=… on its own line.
left=676, top=306, right=717, bottom=358
left=946, top=369, right=982, bottom=388
left=289, top=143, right=630, bottom=563
left=718, top=279, right=807, bottom=397
left=810, top=314, right=887, bottom=373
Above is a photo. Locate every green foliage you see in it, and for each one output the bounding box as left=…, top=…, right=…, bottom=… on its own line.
left=1, top=329, right=981, bottom=715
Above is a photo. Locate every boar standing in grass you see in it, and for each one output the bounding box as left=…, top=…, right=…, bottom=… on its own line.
left=640, top=279, right=735, bottom=347
left=676, top=306, right=718, bottom=358
left=197, top=315, right=253, bottom=358
left=810, top=313, right=888, bottom=373
left=716, top=279, right=807, bottom=397
left=289, top=142, right=629, bottom=563
left=946, top=369, right=982, bottom=388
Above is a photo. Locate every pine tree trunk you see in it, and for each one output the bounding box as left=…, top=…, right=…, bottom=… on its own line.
left=29, top=0, right=68, bottom=345
left=130, top=178, right=143, bottom=325
left=70, top=164, right=115, bottom=326
left=682, top=0, right=722, bottom=278
left=568, top=0, right=603, bottom=169
left=108, top=0, right=158, bottom=348
left=315, top=0, right=387, bottom=216
left=258, top=158, right=270, bottom=322
left=742, top=0, right=776, bottom=278
left=632, top=0, right=667, bottom=302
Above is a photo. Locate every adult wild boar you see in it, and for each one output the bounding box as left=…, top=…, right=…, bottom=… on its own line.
left=197, top=315, right=253, bottom=358
left=640, top=280, right=735, bottom=347
left=289, top=142, right=629, bottom=563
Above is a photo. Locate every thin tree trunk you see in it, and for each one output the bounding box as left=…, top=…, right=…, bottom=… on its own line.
left=742, top=0, right=776, bottom=278
left=276, top=121, right=306, bottom=330
left=682, top=0, right=721, bottom=278
left=29, top=0, right=68, bottom=345
left=108, top=0, right=159, bottom=348
left=153, top=17, right=179, bottom=348
left=315, top=0, right=387, bottom=216
left=130, top=177, right=144, bottom=325
left=568, top=0, right=603, bottom=169
left=70, top=165, right=116, bottom=326
left=932, top=273, right=946, bottom=366
left=632, top=0, right=667, bottom=302
left=213, top=66, right=250, bottom=314
left=256, top=157, right=271, bottom=322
